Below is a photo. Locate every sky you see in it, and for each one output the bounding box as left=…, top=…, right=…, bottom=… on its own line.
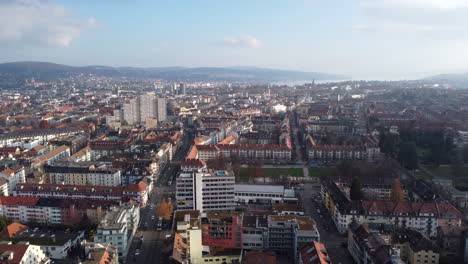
left=1, top=0, right=468, bottom=80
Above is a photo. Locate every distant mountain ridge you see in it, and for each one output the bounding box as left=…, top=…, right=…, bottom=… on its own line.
left=425, top=72, right=468, bottom=88
left=0, top=61, right=348, bottom=82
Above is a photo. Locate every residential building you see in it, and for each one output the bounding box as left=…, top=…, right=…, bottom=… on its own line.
left=46, top=164, right=121, bottom=186
left=268, top=215, right=320, bottom=262
left=123, top=94, right=166, bottom=125
left=201, top=211, right=243, bottom=249
left=0, top=196, right=117, bottom=226
left=348, top=223, right=403, bottom=264
left=94, top=203, right=139, bottom=260
left=0, top=244, right=50, bottom=264
left=31, top=145, right=71, bottom=168
left=0, top=166, right=25, bottom=194
left=299, top=241, right=332, bottom=264
left=0, top=126, right=85, bottom=147
left=176, top=170, right=235, bottom=211
left=10, top=231, right=85, bottom=260
left=81, top=240, right=119, bottom=264
left=172, top=210, right=242, bottom=264
left=322, top=179, right=462, bottom=236
left=13, top=182, right=148, bottom=206
left=241, top=216, right=268, bottom=250
left=392, top=228, right=440, bottom=264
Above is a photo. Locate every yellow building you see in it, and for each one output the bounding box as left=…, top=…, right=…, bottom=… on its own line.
left=392, top=228, right=440, bottom=264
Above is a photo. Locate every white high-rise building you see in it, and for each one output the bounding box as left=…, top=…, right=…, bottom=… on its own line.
left=176, top=170, right=235, bottom=211
left=156, top=97, right=167, bottom=122
left=123, top=94, right=166, bottom=125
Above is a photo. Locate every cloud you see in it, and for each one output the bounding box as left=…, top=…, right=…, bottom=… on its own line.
left=0, top=0, right=96, bottom=47
left=355, top=0, right=468, bottom=34
left=222, top=35, right=262, bottom=48
left=361, top=0, right=468, bottom=10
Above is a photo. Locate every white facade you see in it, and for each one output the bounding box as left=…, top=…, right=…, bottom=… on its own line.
left=48, top=169, right=121, bottom=187
left=0, top=167, right=26, bottom=194
left=176, top=171, right=235, bottom=211
left=94, top=203, right=139, bottom=260
left=234, top=184, right=284, bottom=204
left=123, top=94, right=167, bottom=125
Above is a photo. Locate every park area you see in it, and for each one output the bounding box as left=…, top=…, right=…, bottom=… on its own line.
left=421, top=165, right=468, bottom=191
left=238, top=167, right=304, bottom=182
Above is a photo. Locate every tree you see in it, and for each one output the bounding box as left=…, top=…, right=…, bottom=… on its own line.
left=390, top=178, right=405, bottom=202
left=398, top=142, right=418, bottom=170
left=157, top=198, right=174, bottom=221
left=350, top=177, right=363, bottom=201
left=0, top=216, right=8, bottom=230
left=379, top=133, right=400, bottom=158
left=463, top=145, right=468, bottom=164
left=206, top=155, right=227, bottom=170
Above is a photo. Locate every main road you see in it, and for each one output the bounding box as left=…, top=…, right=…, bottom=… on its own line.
left=126, top=128, right=194, bottom=264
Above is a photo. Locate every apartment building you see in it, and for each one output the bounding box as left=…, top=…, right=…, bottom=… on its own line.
left=241, top=216, right=269, bottom=250
left=31, top=145, right=71, bottom=168
left=94, top=203, right=140, bottom=260
left=348, top=223, right=403, bottom=264
left=0, top=244, right=50, bottom=264
left=176, top=170, right=235, bottom=211
left=0, top=196, right=118, bottom=226
left=323, top=180, right=462, bottom=236
left=123, top=94, right=166, bottom=125
left=46, top=164, right=121, bottom=186
left=299, top=241, right=332, bottom=264
left=392, top=228, right=440, bottom=264
left=306, top=136, right=380, bottom=162
left=81, top=241, right=119, bottom=264
left=0, top=126, right=85, bottom=147
left=172, top=210, right=242, bottom=264
left=13, top=182, right=148, bottom=206
left=201, top=211, right=243, bottom=248
left=268, top=215, right=320, bottom=262
left=0, top=166, right=25, bottom=194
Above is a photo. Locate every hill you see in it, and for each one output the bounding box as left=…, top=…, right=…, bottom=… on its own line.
left=0, top=61, right=348, bottom=83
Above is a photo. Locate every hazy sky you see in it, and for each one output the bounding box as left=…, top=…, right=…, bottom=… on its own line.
left=1, top=0, right=468, bottom=80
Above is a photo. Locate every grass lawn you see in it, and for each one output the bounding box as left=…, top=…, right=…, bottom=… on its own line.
left=308, top=167, right=334, bottom=180
left=415, top=170, right=433, bottom=180
left=416, top=147, right=430, bottom=156
left=426, top=165, right=468, bottom=191
left=428, top=166, right=468, bottom=178
left=238, top=167, right=304, bottom=182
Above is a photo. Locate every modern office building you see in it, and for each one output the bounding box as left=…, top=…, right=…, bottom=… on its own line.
left=176, top=170, right=235, bottom=211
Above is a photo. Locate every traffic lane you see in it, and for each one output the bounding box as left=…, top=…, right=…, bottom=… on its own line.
left=300, top=190, right=352, bottom=264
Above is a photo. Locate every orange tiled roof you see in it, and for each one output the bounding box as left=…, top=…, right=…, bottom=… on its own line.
left=0, top=223, right=28, bottom=238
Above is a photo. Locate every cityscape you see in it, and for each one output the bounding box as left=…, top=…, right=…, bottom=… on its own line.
left=1, top=1, right=468, bottom=264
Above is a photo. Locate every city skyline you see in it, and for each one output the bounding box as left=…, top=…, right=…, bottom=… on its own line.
left=1, top=0, right=468, bottom=80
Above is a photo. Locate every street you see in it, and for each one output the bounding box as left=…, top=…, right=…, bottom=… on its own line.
left=299, top=183, right=352, bottom=264
left=125, top=129, right=193, bottom=264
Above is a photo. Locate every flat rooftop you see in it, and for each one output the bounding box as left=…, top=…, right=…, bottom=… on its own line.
left=235, top=184, right=284, bottom=194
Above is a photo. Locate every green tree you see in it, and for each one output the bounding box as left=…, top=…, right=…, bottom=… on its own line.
left=398, top=142, right=418, bottom=170
left=0, top=216, right=9, bottom=230
left=463, top=145, right=468, bottom=164
left=350, top=177, right=363, bottom=201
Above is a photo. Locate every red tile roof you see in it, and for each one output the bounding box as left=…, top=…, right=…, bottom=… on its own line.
left=124, top=182, right=147, bottom=193
left=0, top=244, right=29, bottom=264
left=0, top=196, right=39, bottom=206
left=0, top=223, right=28, bottom=238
